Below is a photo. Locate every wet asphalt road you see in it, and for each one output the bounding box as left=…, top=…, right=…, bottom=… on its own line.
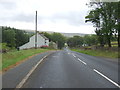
left=22, top=48, right=119, bottom=88
left=2, top=51, right=53, bottom=88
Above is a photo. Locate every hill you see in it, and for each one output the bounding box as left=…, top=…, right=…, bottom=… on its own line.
left=23, top=29, right=88, bottom=37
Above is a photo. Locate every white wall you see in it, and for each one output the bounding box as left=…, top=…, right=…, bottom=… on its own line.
left=19, top=33, right=49, bottom=50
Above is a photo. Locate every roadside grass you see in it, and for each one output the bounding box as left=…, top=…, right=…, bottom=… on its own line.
left=71, top=49, right=118, bottom=59
left=1, top=48, right=54, bottom=70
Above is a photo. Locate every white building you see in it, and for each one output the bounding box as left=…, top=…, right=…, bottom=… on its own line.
left=19, top=33, right=49, bottom=50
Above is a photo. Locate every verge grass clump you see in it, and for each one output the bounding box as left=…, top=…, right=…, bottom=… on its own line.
left=71, top=48, right=118, bottom=59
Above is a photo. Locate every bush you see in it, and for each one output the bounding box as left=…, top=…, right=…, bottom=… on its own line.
left=0, top=43, right=10, bottom=53
left=40, top=45, right=50, bottom=49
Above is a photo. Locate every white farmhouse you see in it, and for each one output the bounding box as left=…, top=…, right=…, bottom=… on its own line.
left=19, top=33, right=49, bottom=50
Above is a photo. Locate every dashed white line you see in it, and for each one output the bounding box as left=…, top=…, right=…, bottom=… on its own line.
left=93, top=69, right=120, bottom=88
left=78, top=58, right=87, bottom=65
left=68, top=53, right=70, bottom=54
left=40, top=86, right=43, bottom=88
left=73, top=54, right=76, bottom=57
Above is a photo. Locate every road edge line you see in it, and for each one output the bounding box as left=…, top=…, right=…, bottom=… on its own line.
left=15, top=52, right=54, bottom=88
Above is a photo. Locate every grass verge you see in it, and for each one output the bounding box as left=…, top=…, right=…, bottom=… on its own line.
left=1, top=48, right=54, bottom=71
left=71, top=49, right=118, bottom=59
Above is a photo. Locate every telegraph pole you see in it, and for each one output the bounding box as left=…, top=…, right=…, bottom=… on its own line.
left=35, top=11, right=37, bottom=49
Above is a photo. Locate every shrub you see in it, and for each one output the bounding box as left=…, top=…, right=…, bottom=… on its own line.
left=0, top=43, right=10, bottom=53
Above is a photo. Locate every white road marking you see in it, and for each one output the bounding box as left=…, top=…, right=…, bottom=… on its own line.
left=40, top=86, right=43, bottom=88
left=68, top=53, right=70, bottom=54
left=93, top=69, right=120, bottom=88
left=73, top=55, right=76, bottom=57
left=78, top=58, right=87, bottom=65
left=52, top=56, right=58, bottom=57
left=16, top=54, right=50, bottom=88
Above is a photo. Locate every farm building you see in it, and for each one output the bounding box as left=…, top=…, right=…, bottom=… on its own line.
left=19, top=33, right=49, bottom=50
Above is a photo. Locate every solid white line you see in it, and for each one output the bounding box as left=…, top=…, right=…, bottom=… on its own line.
left=78, top=58, right=87, bottom=65
left=16, top=54, right=50, bottom=88
left=93, top=69, right=120, bottom=88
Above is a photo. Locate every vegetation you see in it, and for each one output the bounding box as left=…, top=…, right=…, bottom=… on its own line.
left=71, top=49, right=118, bottom=59
left=67, top=36, right=83, bottom=47
left=85, top=1, right=120, bottom=48
left=2, top=27, right=30, bottom=50
left=2, top=48, right=53, bottom=70
left=68, top=1, right=120, bottom=58
left=66, top=34, right=98, bottom=48
left=83, top=34, right=98, bottom=46
left=1, top=27, right=58, bottom=71
left=41, top=32, right=66, bottom=49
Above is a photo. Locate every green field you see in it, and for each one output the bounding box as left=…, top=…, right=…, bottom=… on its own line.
left=71, top=49, right=118, bottom=59
left=1, top=48, right=54, bottom=70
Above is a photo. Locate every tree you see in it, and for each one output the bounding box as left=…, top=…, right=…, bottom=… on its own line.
left=83, top=35, right=98, bottom=46
left=15, top=29, right=29, bottom=48
left=113, top=2, right=120, bottom=47
left=51, top=33, right=66, bottom=49
left=2, top=26, right=30, bottom=49
left=2, top=29, right=16, bottom=47
left=85, top=1, right=120, bottom=47
left=67, top=36, right=83, bottom=48
left=85, top=8, right=104, bottom=47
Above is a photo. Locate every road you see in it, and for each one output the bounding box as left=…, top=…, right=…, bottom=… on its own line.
left=2, top=51, right=53, bottom=88
left=21, top=48, right=119, bottom=88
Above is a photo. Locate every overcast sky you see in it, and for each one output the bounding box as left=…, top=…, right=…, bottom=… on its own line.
left=0, top=0, right=96, bottom=34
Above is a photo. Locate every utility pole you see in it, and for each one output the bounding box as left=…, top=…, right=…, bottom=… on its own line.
left=35, top=11, right=37, bottom=49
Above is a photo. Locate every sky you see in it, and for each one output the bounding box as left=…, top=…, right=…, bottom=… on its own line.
left=0, top=0, right=96, bottom=34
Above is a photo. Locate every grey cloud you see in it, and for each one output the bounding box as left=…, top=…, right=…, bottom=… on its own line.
left=0, top=10, right=92, bottom=26
left=49, top=11, right=91, bottom=26
left=0, top=1, right=16, bottom=9
left=13, top=14, right=34, bottom=22
left=0, top=13, right=36, bottom=23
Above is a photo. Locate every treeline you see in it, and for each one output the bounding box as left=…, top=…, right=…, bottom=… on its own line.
left=1, top=27, right=66, bottom=50
left=42, top=32, right=101, bottom=48
left=85, top=1, right=120, bottom=48
left=2, top=27, right=30, bottom=49
left=67, top=35, right=99, bottom=48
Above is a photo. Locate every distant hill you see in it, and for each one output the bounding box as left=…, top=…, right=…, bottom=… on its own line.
left=61, top=33, right=88, bottom=37
left=23, top=29, right=88, bottom=37
left=0, top=26, right=89, bottom=37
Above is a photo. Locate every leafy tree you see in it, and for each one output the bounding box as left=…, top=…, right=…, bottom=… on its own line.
left=2, top=29, right=16, bottom=47
left=2, top=26, right=30, bottom=49
left=85, top=1, right=120, bottom=47
left=113, top=2, right=120, bottom=47
left=15, top=29, right=29, bottom=48
left=85, top=8, right=104, bottom=47
left=83, top=35, right=98, bottom=46
left=51, top=33, right=66, bottom=49
left=67, top=36, right=83, bottom=48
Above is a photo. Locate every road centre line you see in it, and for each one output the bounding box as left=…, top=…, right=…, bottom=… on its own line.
left=78, top=58, right=87, bottom=65
left=73, top=54, right=76, bottom=57
left=68, top=53, right=70, bottom=54
left=93, top=69, right=120, bottom=88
